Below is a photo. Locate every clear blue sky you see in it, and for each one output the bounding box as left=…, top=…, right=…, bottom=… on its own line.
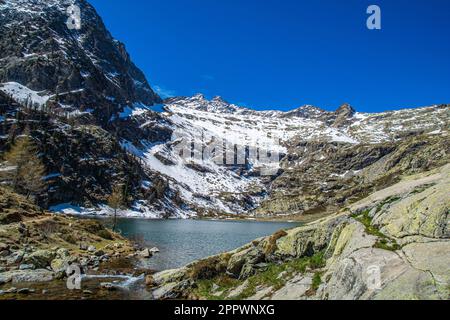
left=89, top=0, right=450, bottom=112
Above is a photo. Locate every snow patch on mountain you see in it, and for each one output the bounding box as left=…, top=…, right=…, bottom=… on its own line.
left=49, top=201, right=188, bottom=219
left=0, top=82, right=51, bottom=108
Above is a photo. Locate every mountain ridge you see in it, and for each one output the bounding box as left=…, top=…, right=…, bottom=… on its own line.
left=0, top=0, right=448, bottom=220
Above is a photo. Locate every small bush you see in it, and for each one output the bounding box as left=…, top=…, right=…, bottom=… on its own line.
left=61, top=233, right=77, bottom=244
left=311, top=272, right=322, bottom=291
left=309, top=251, right=326, bottom=269
left=97, top=229, right=113, bottom=240
left=80, top=220, right=104, bottom=233
left=189, top=254, right=231, bottom=280
left=36, top=220, right=60, bottom=236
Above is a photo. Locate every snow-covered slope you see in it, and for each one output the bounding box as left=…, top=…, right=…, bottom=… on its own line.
left=165, top=95, right=448, bottom=144
left=115, top=94, right=448, bottom=217
left=0, top=82, right=52, bottom=108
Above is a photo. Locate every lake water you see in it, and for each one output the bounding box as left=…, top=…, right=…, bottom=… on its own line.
left=113, top=218, right=299, bottom=271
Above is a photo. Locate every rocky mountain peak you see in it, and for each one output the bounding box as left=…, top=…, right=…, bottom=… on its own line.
left=168, top=94, right=240, bottom=114
left=335, top=103, right=356, bottom=117
left=211, top=96, right=227, bottom=103
left=281, top=104, right=326, bottom=119
left=332, top=103, right=356, bottom=127
left=0, top=0, right=161, bottom=124
left=0, top=0, right=77, bottom=13
left=192, top=93, right=206, bottom=100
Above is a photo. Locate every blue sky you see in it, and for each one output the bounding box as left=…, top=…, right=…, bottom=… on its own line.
left=89, top=0, right=450, bottom=112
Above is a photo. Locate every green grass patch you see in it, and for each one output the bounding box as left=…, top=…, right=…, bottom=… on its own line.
left=309, top=251, right=326, bottom=269
left=352, top=207, right=401, bottom=252
left=374, top=238, right=401, bottom=251
left=311, top=272, right=323, bottom=291
left=355, top=210, right=386, bottom=238
left=194, top=275, right=241, bottom=300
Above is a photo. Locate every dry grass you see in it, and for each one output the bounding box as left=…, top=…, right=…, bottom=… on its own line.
left=188, top=253, right=232, bottom=280
left=263, top=229, right=288, bottom=255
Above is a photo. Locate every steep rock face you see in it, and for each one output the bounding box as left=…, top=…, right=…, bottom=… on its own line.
left=256, top=134, right=449, bottom=217
left=281, top=103, right=356, bottom=126
left=372, top=179, right=449, bottom=239
left=331, top=103, right=356, bottom=127
left=0, top=102, right=147, bottom=207
left=0, top=0, right=181, bottom=215
left=0, top=0, right=160, bottom=124
left=37, top=124, right=147, bottom=207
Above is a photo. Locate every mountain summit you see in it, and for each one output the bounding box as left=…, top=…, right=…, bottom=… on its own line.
left=0, top=0, right=160, bottom=123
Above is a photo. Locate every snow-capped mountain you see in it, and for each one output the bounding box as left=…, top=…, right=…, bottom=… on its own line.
left=164, top=95, right=448, bottom=144
left=116, top=94, right=448, bottom=217
left=0, top=0, right=160, bottom=123
left=0, top=0, right=163, bottom=213
left=0, top=0, right=448, bottom=219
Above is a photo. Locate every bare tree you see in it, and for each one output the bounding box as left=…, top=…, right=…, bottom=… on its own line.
left=107, top=183, right=125, bottom=232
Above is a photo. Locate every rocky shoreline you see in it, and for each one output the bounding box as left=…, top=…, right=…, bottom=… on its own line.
left=0, top=236, right=161, bottom=300
left=146, top=165, right=450, bottom=300
left=0, top=186, right=163, bottom=300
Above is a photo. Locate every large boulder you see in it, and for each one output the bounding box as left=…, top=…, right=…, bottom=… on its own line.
left=6, top=250, right=25, bottom=265
left=50, top=248, right=78, bottom=274
left=226, top=247, right=264, bottom=278
left=152, top=268, right=188, bottom=287
left=275, top=216, right=347, bottom=258
left=0, top=269, right=54, bottom=284
left=138, top=248, right=152, bottom=258
left=22, top=250, right=56, bottom=269
left=323, top=247, right=408, bottom=300
left=271, top=274, right=313, bottom=300
left=373, top=268, right=442, bottom=300
left=151, top=280, right=192, bottom=300
left=50, top=258, right=66, bottom=273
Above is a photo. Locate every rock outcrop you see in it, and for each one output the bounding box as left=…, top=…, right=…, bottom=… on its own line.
left=149, top=164, right=449, bottom=300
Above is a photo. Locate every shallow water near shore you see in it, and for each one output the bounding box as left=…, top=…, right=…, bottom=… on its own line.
left=0, top=218, right=298, bottom=300
left=111, top=218, right=299, bottom=271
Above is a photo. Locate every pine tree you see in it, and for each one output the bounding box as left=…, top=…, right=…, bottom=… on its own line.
left=3, top=127, right=47, bottom=199
left=107, top=183, right=125, bottom=232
